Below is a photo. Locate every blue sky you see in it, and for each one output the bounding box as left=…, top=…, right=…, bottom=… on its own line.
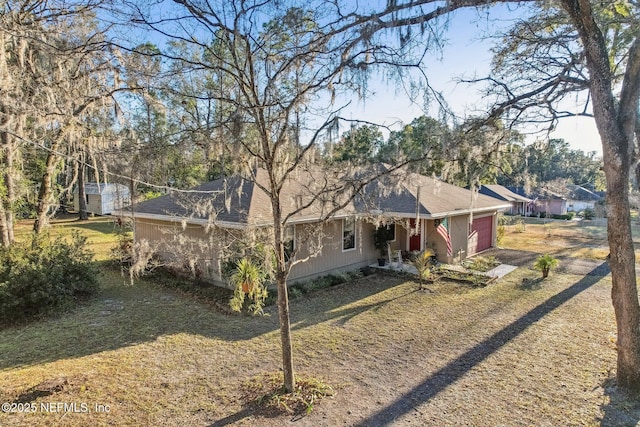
left=114, top=2, right=602, bottom=156
left=344, top=6, right=603, bottom=156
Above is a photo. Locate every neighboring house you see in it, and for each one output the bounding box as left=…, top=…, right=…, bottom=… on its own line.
left=116, top=167, right=510, bottom=283
left=508, top=186, right=568, bottom=216
left=74, top=183, right=131, bottom=215
left=535, top=195, right=568, bottom=216
left=478, top=184, right=533, bottom=216
left=566, top=184, right=602, bottom=212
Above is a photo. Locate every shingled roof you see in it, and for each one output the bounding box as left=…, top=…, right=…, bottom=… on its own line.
left=361, top=173, right=512, bottom=218
left=478, top=184, right=532, bottom=203
left=120, top=166, right=510, bottom=227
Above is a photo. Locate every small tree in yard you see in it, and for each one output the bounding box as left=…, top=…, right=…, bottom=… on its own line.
left=534, top=254, right=559, bottom=279
left=412, top=249, right=436, bottom=290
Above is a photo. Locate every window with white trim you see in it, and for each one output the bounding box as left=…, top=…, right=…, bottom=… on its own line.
left=343, top=218, right=356, bottom=251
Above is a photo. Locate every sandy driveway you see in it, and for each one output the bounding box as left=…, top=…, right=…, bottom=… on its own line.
left=480, top=247, right=612, bottom=276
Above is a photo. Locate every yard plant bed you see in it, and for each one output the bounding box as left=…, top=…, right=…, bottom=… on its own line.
left=433, top=266, right=497, bottom=287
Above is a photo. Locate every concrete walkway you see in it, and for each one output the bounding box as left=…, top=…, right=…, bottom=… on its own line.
left=485, top=264, right=518, bottom=278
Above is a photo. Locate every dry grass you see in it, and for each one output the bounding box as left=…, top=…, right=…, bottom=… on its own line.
left=501, top=217, right=640, bottom=261
left=1, top=217, right=639, bottom=426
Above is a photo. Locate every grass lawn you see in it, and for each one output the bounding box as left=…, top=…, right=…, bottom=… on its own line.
left=1, top=216, right=639, bottom=425
left=501, top=216, right=640, bottom=261
left=13, top=215, right=121, bottom=261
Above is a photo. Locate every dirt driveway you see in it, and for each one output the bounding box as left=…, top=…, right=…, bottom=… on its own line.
left=481, top=248, right=612, bottom=276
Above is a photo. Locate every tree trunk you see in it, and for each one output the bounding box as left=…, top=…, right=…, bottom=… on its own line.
left=606, top=160, right=640, bottom=390
left=276, top=269, right=295, bottom=392
left=561, top=0, right=640, bottom=391
left=0, top=115, right=16, bottom=245
left=4, top=141, right=15, bottom=244
left=77, top=155, right=88, bottom=221
left=271, top=191, right=295, bottom=392
left=0, top=199, right=10, bottom=247
left=33, top=140, right=62, bottom=233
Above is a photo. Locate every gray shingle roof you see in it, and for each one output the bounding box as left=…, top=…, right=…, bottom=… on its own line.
left=361, top=173, right=511, bottom=218
left=479, top=184, right=532, bottom=203
left=122, top=167, right=510, bottom=226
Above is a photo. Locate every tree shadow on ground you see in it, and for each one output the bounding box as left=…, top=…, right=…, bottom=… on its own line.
left=57, top=217, right=118, bottom=235
left=0, top=271, right=407, bottom=370
left=600, top=377, right=640, bottom=426
left=518, top=276, right=545, bottom=290
left=291, top=286, right=420, bottom=330
left=353, top=262, right=610, bottom=427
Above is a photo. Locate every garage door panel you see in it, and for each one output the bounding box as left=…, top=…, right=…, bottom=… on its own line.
left=469, top=216, right=493, bottom=255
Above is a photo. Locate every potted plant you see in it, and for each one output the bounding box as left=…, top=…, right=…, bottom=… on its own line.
left=373, top=224, right=394, bottom=266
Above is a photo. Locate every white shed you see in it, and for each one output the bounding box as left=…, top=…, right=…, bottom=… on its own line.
left=74, top=183, right=131, bottom=215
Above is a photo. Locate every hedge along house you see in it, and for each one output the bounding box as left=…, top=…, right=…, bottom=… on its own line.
left=73, top=182, right=131, bottom=215
left=116, top=167, right=510, bottom=283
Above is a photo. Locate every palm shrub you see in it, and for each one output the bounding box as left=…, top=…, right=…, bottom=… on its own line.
left=534, top=254, right=559, bottom=279
left=229, top=257, right=269, bottom=315
left=412, top=249, right=435, bottom=289
left=0, top=232, right=98, bottom=324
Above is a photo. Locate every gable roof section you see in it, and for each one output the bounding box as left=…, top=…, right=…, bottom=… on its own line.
left=361, top=173, right=511, bottom=218
left=479, top=184, right=532, bottom=203
left=121, top=167, right=511, bottom=227
left=123, top=171, right=271, bottom=225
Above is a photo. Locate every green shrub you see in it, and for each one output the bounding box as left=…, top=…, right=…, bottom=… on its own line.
left=464, top=255, right=499, bottom=272
left=288, top=286, right=303, bottom=300
left=514, top=219, right=526, bottom=233
left=496, top=224, right=506, bottom=245
left=346, top=269, right=364, bottom=280
left=551, top=213, right=574, bottom=220
left=0, top=232, right=98, bottom=324
left=229, top=258, right=269, bottom=316
left=534, top=254, right=559, bottom=279
left=581, top=208, right=595, bottom=220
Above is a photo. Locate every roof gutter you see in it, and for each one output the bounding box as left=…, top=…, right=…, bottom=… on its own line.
left=111, top=210, right=248, bottom=230
left=114, top=203, right=511, bottom=229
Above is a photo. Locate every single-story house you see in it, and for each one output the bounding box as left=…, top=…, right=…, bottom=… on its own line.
left=478, top=184, right=533, bottom=216
left=566, top=184, right=602, bottom=212
left=116, top=167, right=510, bottom=283
left=507, top=186, right=568, bottom=216
left=74, top=182, right=131, bottom=215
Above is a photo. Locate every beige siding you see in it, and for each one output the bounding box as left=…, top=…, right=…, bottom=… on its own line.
left=133, top=212, right=499, bottom=284
left=87, top=195, right=102, bottom=215
left=74, top=194, right=103, bottom=215
left=134, top=217, right=379, bottom=284
left=289, top=219, right=378, bottom=281
left=134, top=218, right=232, bottom=281
left=389, top=222, right=407, bottom=254
left=450, top=214, right=470, bottom=262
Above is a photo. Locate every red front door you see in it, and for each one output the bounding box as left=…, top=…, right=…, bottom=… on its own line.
left=409, top=219, right=421, bottom=251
